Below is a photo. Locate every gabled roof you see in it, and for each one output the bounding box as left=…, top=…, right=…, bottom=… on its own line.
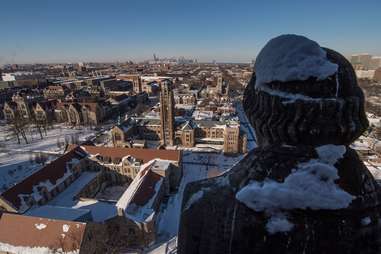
left=68, top=145, right=181, bottom=164
left=4, top=100, right=17, bottom=110
left=35, top=100, right=57, bottom=111
left=116, top=160, right=166, bottom=222
left=0, top=147, right=87, bottom=212
left=181, top=120, right=196, bottom=131
left=0, top=213, right=86, bottom=254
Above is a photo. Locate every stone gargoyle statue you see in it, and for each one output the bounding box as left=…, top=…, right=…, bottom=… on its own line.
left=177, top=34, right=381, bottom=254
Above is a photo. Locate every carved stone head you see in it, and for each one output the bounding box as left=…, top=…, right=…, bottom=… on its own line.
left=243, top=35, right=368, bottom=147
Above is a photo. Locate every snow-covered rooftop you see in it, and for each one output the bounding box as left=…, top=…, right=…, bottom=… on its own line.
left=116, top=159, right=165, bottom=223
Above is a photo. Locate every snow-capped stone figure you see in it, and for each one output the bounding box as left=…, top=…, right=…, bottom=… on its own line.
left=178, top=34, right=381, bottom=254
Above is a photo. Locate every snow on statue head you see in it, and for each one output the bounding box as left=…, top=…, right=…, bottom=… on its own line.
left=244, top=34, right=368, bottom=147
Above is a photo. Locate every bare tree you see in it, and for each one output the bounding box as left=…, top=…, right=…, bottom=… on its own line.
left=32, top=115, right=49, bottom=140
left=9, top=112, right=29, bottom=144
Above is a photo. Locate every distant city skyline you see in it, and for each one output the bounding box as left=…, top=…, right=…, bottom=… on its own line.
left=1, top=0, right=381, bottom=65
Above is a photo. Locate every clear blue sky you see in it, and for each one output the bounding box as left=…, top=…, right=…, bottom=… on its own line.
left=1, top=0, right=381, bottom=64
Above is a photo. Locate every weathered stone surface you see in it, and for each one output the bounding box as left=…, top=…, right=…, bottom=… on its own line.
left=178, top=37, right=381, bottom=254
left=244, top=48, right=368, bottom=147
left=179, top=146, right=381, bottom=254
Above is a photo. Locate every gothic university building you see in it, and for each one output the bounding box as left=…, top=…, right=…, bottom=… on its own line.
left=111, top=79, right=247, bottom=154
left=159, top=79, right=175, bottom=146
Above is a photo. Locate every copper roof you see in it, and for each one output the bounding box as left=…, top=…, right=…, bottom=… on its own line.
left=1, top=147, right=87, bottom=211
left=0, top=213, right=86, bottom=253
left=68, top=145, right=181, bottom=164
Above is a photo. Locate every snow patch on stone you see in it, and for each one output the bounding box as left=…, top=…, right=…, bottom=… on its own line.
left=361, top=216, right=371, bottom=226
left=254, top=34, right=338, bottom=88
left=236, top=145, right=352, bottom=212
left=266, top=214, right=294, bottom=234
left=315, top=144, right=346, bottom=165
left=184, top=190, right=205, bottom=210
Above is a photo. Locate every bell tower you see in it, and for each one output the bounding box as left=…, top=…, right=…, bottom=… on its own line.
left=159, top=79, right=175, bottom=146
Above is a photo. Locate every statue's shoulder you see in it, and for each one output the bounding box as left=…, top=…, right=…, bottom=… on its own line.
left=180, top=148, right=262, bottom=214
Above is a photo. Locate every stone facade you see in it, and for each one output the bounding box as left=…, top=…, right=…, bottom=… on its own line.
left=43, top=85, right=68, bottom=99
left=11, top=94, right=31, bottom=119
left=56, top=101, right=107, bottom=126
left=33, top=101, right=56, bottom=124
left=174, top=93, right=196, bottom=105
left=2, top=101, right=17, bottom=122
left=117, top=74, right=142, bottom=94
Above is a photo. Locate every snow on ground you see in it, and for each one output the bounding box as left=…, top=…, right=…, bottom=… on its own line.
left=182, top=152, right=243, bottom=174
left=155, top=150, right=242, bottom=246
left=155, top=153, right=208, bottom=241
left=0, top=152, right=57, bottom=193
left=72, top=199, right=117, bottom=222
left=47, top=172, right=99, bottom=207
left=235, top=102, right=257, bottom=151
left=95, top=185, right=128, bottom=201
left=0, top=123, right=98, bottom=193
left=0, top=124, right=97, bottom=154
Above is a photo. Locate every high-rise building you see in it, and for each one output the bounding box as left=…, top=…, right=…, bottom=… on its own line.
left=159, top=79, right=175, bottom=146
left=370, top=57, right=381, bottom=69
left=350, top=54, right=372, bottom=69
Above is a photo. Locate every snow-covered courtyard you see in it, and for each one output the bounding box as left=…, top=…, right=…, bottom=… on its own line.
left=0, top=152, right=57, bottom=193
left=0, top=123, right=99, bottom=193
left=0, top=124, right=97, bottom=154
left=32, top=171, right=118, bottom=222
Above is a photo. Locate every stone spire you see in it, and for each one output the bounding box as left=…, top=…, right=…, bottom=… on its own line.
left=178, top=35, right=381, bottom=254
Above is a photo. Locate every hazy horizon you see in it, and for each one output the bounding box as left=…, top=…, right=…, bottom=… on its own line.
left=1, top=0, right=381, bottom=65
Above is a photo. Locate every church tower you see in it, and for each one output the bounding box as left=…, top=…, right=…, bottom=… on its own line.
left=216, top=75, right=223, bottom=94
left=159, top=79, right=175, bottom=146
